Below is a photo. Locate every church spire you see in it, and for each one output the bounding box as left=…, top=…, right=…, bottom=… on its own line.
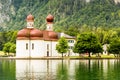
left=46, top=14, right=54, bottom=31
left=26, top=14, right=34, bottom=28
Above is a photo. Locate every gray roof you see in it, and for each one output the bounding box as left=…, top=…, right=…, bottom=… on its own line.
left=58, top=32, right=76, bottom=39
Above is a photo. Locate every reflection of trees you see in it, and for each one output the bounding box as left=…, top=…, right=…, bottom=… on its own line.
left=75, top=60, right=120, bottom=80
left=75, top=60, right=89, bottom=80
left=114, top=60, right=120, bottom=79
left=0, top=60, right=15, bottom=80
left=56, top=60, right=68, bottom=80
left=106, top=60, right=120, bottom=80
left=75, top=60, right=102, bottom=80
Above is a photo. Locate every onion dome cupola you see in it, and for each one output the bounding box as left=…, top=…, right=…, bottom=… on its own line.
left=30, top=28, right=43, bottom=40
left=46, top=14, right=54, bottom=23
left=46, top=14, right=54, bottom=31
left=17, top=28, right=43, bottom=40
left=48, top=31, right=58, bottom=39
left=26, top=14, right=34, bottom=28
left=17, top=14, right=43, bottom=40
left=17, top=28, right=30, bottom=39
left=26, top=14, right=34, bottom=22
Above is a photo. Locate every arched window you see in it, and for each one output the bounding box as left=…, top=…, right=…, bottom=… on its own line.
left=47, top=44, right=49, bottom=51
left=26, top=43, right=28, bottom=50
left=32, top=43, right=34, bottom=50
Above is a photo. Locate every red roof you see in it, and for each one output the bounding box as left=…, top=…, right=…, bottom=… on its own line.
left=46, top=14, right=54, bottom=24
left=30, top=28, right=43, bottom=37
left=17, top=28, right=30, bottom=37
left=17, top=14, right=58, bottom=41
left=43, top=31, right=58, bottom=41
left=26, top=14, right=34, bottom=22
left=17, top=28, right=58, bottom=41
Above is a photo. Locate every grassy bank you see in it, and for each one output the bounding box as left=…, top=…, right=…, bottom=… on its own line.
left=0, top=51, right=15, bottom=57
left=0, top=51, right=117, bottom=59
left=66, top=54, right=115, bottom=59
left=0, top=51, right=5, bottom=56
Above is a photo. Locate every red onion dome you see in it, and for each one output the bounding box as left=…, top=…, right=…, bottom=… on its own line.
left=17, top=28, right=30, bottom=37
left=26, top=14, right=34, bottom=22
left=46, top=14, right=54, bottom=23
left=30, top=28, right=43, bottom=37
left=48, top=31, right=58, bottom=39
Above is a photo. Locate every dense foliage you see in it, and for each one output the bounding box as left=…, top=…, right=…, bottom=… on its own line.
left=0, top=31, right=17, bottom=51
left=0, top=0, right=120, bottom=33
left=56, top=37, right=69, bottom=57
left=108, top=38, right=120, bottom=57
left=73, top=32, right=103, bottom=57
left=3, top=42, right=16, bottom=55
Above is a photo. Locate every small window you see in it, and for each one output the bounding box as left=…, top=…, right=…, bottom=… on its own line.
left=71, top=40, right=74, bottom=43
left=32, top=43, right=34, bottom=50
left=68, top=40, right=70, bottom=43
left=26, top=43, right=28, bottom=50
left=68, top=40, right=74, bottom=43
left=47, top=44, right=49, bottom=51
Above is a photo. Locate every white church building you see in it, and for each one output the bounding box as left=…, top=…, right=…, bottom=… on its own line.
left=16, top=14, right=76, bottom=58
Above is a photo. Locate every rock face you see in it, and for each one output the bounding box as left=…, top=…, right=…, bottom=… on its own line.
left=114, top=0, right=120, bottom=3
left=0, top=0, right=12, bottom=28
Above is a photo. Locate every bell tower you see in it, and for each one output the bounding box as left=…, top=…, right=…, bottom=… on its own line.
left=46, top=14, right=54, bottom=31
left=26, top=14, right=34, bottom=28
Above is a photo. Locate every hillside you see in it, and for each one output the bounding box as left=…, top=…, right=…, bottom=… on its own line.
left=0, top=0, right=120, bottom=32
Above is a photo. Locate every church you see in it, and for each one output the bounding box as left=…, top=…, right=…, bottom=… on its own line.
left=16, top=14, right=76, bottom=58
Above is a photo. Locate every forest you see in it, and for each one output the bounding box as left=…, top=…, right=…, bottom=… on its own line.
left=0, top=0, right=120, bottom=31
left=0, top=0, right=120, bottom=55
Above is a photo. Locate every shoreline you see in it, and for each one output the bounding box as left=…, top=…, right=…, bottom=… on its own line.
left=0, top=57, right=120, bottom=60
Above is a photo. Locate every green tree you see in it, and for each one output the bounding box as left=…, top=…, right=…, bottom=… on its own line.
left=3, top=42, right=15, bottom=55
left=64, top=26, right=79, bottom=36
left=108, top=38, right=120, bottom=57
left=10, top=44, right=16, bottom=54
left=73, top=32, right=103, bottom=57
left=10, top=31, right=18, bottom=43
left=102, top=30, right=117, bottom=44
left=56, top=37, right=69, bottom=57
left=94, top=27, right=105, bottom=44
left=0, top=31, right=17, bottom=51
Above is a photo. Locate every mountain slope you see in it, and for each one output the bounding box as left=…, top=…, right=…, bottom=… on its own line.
left=0, top=0, right=120, bottom=32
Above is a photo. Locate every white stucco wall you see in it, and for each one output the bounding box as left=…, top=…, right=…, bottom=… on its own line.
left=103, top=44, right=109, bottom=55
left=16, top=40, right=30, bottom=58
left=67, top=39, right=77, bottom=56
left=44, top=41, right=58, bottom=57
left=16, top=40, right=45, bottom=58
left=51, top=41, right=59, bottom=56
left=30, top=40, right=45, bottom=57
left=16, top=38, right=77, bottom=58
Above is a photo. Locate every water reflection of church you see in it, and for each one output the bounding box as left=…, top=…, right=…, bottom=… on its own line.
left=16, top=14, right=76, bottom=58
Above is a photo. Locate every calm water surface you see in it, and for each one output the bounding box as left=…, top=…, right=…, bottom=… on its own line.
left=0, top=59, right=120, bottom=80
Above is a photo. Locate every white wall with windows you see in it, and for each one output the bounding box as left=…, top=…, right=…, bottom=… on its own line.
left=30, top=40, right=45, bottom=57
left=67, top=39, right=77, bottom=56
left=16, top=40, right=59, bottom=58
left=16, top=40, right=30, bottom=57
left=44, top=41, right=58, bottom=57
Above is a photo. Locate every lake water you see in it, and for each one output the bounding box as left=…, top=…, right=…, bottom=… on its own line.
left=0, top=59, right=120, bottom=80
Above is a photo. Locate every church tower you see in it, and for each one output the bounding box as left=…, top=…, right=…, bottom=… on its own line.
left=46, top=14, right=54, bottom=31
left=26, top=14, right=34, bottom=28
